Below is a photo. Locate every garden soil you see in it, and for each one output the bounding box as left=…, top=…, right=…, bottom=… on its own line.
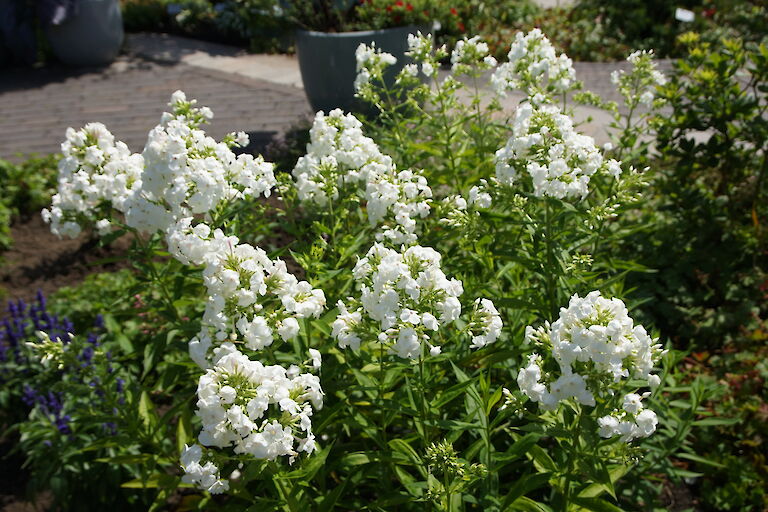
left=0, top=215, right=132, bottom=303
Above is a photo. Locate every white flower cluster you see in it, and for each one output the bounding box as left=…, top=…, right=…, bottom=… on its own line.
left=125, top=91, right=276, bottom=234
left=43, top=91, right=277, bottom=239
left=194, top=347, right=322, bottom=460
left=491, top=29, right=576, bottom=98
left=517, top=291, right=664, bottom=441
left=333, top=243, right=463, bottom=358
left=468, top=298, right=503, bottom=349
left=354, top=42, right=397, bottom=92
left=597, top=392, right=659, bottom=442
left=405, top=32, right=440, bottom=77
left=292, top=110, right=432, bottom=245
left=181, top=444, right=229, bottom=494
left=182, top=226, right=325, bottom=368
left=611, top=50, right=667, bottom=107
left=366, top=169, right=432, bottom=245
left=495, top=103, right=622, bottom=199
left=451, top=36, right=497, bottom=75
left=42, top=123, right=144, bottom=238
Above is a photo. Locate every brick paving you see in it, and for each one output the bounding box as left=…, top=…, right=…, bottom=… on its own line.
left=0, top=53, right=311, bottom=161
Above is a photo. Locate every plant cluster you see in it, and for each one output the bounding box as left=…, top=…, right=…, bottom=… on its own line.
left=3, top=25, right=766, bottom=512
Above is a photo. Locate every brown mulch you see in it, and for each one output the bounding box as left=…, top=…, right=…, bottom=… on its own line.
left=0, top=214, right=133, bottom=303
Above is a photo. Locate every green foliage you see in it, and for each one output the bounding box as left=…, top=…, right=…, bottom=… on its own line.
left=0, top=154, right=58, bottom=250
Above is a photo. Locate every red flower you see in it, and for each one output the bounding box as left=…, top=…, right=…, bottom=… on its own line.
left=395, top=0, right=403, bottom=6
left=458, top=22, right=465, bottom=32
left=406, top=3, right=413, bottom=11
left=450, top=7, right=458, bottom=15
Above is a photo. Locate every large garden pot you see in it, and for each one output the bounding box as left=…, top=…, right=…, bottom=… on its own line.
left=46, top=0, right=124, bottom=67
left=296, top=25, right=427, bottom=114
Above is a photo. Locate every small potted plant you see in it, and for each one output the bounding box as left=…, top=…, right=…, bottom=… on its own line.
left=287, top=0, right=435, bottom=113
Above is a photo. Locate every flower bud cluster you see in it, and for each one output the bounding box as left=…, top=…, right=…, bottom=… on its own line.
left=42, top=123, right=144, bottom=238
left=182, top=224, right=325, bottom=368
left=181, top=444, right=230, bottom=494
left=292, top=110, right=432, bottom=245
left=333, top=243, right=463, bottom=358
left=194, top=347, right=322, bottom=460
left=491, top=29, right=576, bottom=98
left=467, top=298, right=503, bottom=349
left=451, top=36, right=497, bottom=76
left=517, top=291, right=664, bottom=442
left=611, top=50, right=667, bottom=108
left=495, top=103, right=622, bottom=199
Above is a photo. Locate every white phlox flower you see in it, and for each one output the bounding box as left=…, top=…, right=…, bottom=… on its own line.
left=491, top=29, right=576, bottom=98
left=333, top=243, right=463, bottom=358
left=612, top=50, right=667, bottom=108
left=124, top=92, right=276, bottom=233
left=451, top=35, right=497, bottom=75
left=42, top=122, right=144, bottom=238
left=495, top=103, right=622, bottom=199
left=468, top=298, right=503, bottom=349
left=597, top=392, right=659, bottom=442
left=517, top=291, right=665, bottom=441
left=43, top=91, right=277, bottom=239
left=354, top=42, right=397, bottom=92
left=184, top=227, right=325, bottom=368
left=180, top=443, right=230, bottom=494
left=194, top=347, right=322, bottom=461
left=292, top=110, right=432, bottom=245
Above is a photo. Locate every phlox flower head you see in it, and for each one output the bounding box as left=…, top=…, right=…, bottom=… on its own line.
left=491, top=29, right=576, bottom=99
left=193, top=347, right=322, bottom=461
left=123, top=91, right=275, bottom=234
left=611, top=50, right=667, bottom=109
left=184, top=225, right=325, bottom=368
left=516, top=291, right=665, bottom=442
left=333, top=243, right=463, bottom=359
left=495, top=103, right=622, bottom=199
left=468, top=298, right=503, bottom=349
left=293, top=110, right=432, bottom=246
left=42, top=122, right=144, bottom=238
left=180, top=444, right=230, bottom=494
left=451, top=36, right=497, bottom=75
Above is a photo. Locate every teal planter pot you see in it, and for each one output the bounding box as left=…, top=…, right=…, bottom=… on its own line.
left=47, top=0, right=124, bottom=67
left=296, top=25, right=427, bottom=114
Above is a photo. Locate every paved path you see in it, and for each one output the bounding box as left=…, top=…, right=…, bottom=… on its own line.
left=0, top=35, right=310, bottom=161
left=0, top=32, right=667, bottom=161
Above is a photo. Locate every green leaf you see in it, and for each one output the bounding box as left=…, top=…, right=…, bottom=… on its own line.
left=506, top=496, right=554, bottom=512
left=501, top=472, right=553, bottom=509
left=496, top=433, right=542, bottom=463
left=676, top=452, right=726, bottom=469
left=571, top=496, right=624, bottom=512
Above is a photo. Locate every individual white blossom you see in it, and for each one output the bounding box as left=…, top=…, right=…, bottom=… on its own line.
left=194, top=348, right=322, bottom=461
left=333, top=243, right=463, bottom=358
left=495, top=103, right=622, bottom=199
